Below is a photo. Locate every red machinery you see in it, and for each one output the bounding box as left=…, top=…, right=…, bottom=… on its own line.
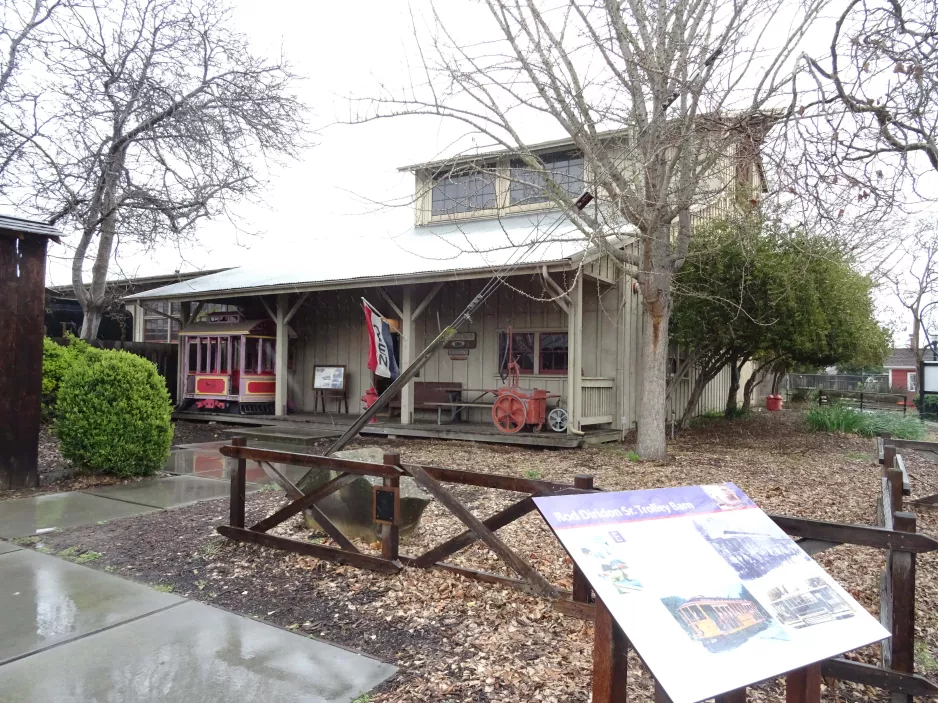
left=492, top=329, right=551, bottom=433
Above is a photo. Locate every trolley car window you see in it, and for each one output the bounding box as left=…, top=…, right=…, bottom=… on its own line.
left=261, top=339, right=275, bottom=373
left=245, top=338, right=259, bottom=373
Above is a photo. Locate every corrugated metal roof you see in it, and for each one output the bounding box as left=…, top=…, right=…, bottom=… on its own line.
left=0, top=214, right=62, bottom=240
left=129, top=212, right=600, bottom=302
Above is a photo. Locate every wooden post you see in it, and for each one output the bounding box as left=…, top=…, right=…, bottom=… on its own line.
left=382, top=451, right=401, bottom=562
left=401, top=287, right=413, bottom=424
left=275, top=294, right=289, bottom=416
left=229, top=437, right=247, bottom=528
left=886, top=467, right=904, bottom=515
left=654, top=681, right=673, bottom=703
left=888, top=511, right=917, bottom=703
left=786, top=663, right=822, bottom=703
left=883, top=443, right=896, bottom=470
left=573, top=474, right=594, bottom=603
left=715, top=689, right=748, bottom=703
left=592, top=595, right=628, bottom=703
left=566, top=273, right=583, bottom=434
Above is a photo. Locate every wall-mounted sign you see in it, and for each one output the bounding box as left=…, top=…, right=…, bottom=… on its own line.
left=447, top=349, right=469, bottom=360
left=373, top=485, right=400, bottom=525
left=533, top=484, right=888, bottom=703
left=443, top=332, right=477, bottom=350
left=313, top=365, right=347, bottom=391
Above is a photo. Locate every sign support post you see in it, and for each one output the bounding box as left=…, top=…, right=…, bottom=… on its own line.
left=592, top=595, right=628, bottom=703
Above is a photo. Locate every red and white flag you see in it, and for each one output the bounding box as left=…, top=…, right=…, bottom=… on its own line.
left=363, top=300, right=398, bottom=379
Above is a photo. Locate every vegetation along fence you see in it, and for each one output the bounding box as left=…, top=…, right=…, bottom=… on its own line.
left=218, top=437, right=938, bottom=700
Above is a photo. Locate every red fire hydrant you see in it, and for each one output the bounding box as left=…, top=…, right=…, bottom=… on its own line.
left=362, top=387, right=380, bottom=422
left=765, top=394, right=783, bottom=411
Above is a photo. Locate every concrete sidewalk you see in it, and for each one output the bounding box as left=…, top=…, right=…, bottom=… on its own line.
left=0, top=543, right=395, bottom=702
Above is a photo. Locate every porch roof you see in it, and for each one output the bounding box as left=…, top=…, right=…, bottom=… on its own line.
left=126, top=212, right=617, bottom=303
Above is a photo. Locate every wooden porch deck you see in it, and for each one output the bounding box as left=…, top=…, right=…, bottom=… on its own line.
left=172, top=410, right=621, bottom=448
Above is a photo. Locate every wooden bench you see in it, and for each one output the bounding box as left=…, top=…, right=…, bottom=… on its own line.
left=389, top=381, right=464, bottom=420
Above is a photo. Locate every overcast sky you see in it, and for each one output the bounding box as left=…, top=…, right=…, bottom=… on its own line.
left=40, top=0, right=937, bottom=346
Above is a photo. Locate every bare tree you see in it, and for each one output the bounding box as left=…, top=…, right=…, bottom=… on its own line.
left=0, top=0, right=65, bottom=183
left=886, top=219, right=938, bottom=369
left=804, top=0, right=938, bottom=176
left=357, top=0, right=827, bottom=458
left=7, top=0, right=306, bottom=338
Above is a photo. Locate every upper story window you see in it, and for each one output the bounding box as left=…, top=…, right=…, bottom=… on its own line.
left=509, top=151, right=585, bottom=206
left=143, top=300, right=181, bottom=343
left=422, top=148, right=587, bottom=223
left=431, top=168, right=497, bottom=216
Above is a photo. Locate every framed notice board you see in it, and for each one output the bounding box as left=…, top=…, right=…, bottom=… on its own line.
left=313, top=365, right=347, bottom=391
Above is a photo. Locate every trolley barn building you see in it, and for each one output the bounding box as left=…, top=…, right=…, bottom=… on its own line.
left=127, top=135, right=756, bottom=444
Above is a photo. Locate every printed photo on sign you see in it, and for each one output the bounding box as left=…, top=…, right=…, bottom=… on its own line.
left=694, top=512, right=812, bottom=581
left=532, top=484, right=890, bottom=703
left=660, top=584, right=778, bottom=654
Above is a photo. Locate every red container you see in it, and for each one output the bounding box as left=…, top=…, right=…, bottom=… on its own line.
left=765, top=394, right=783, bottom=411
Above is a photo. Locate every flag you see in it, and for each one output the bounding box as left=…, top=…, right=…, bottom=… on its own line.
left=363, top=300, right=400, bottom=380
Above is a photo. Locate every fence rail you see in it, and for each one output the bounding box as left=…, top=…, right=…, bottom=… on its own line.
left=789, top=373, right=889, bottom=393
left=581, top=377, right=615, bottom=426
left=218, top=438, right=938, bottom=700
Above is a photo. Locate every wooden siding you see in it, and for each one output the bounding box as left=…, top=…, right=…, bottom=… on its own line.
left=287, top=264, right=739, bottom=433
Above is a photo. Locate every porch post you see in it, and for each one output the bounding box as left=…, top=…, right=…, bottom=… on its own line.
left=176, top=303, right=191, bottom=407
left=401, top=286, right=414, bottom=424
left=567, top=274, right=583, bottom=433
left=275, top=294, right=288, bottom=416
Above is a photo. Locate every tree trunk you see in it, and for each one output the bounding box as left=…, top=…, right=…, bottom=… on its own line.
left=724, top=353, right=741, bottom=418
left=80, top=307, right=105, bottom=340
left=636, top=304, right=670, bottom=459
left=742, top=372, right=759, bottom=411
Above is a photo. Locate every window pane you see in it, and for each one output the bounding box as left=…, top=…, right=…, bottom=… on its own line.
left=431, top=169, right=497, bottom=216
left=539, top=333, right=569, bottom=373
left=262, top=339, right=276, bottom=372
left=245, top=338, right=259, bottom=373
left=170, top=319, right=180, bottom=342
left=144, top=318, right=168, bottom=342
left=498, top=332, right=535, bottom=374
left=509, top=151, right=584, bottom=206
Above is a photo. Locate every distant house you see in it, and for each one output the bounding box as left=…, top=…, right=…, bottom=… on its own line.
left=884, top=348, right=922, bottom=391
left=46, top=269, right=230, bottom=342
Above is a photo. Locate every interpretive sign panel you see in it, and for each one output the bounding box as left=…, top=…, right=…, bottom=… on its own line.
left=534, top=484, right=889, bottom=703
left=313, top=365, right=346, bottom=391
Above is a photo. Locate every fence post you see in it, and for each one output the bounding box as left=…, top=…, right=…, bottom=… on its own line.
left=573, top=474, right=595, bottom=604
left=381, top=451, right=401, bottom=562
left=229, top=437, right=247, bottom=528
left=592, top=595, right=628, bottom=703
left=888, top=511, right=917, bottom=703
left=786, top=663, right=822, bottom=703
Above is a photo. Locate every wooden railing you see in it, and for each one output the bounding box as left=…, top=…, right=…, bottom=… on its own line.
left=219, top=438, right=938, bottom=700
left=581, top=377, right=615, bottom=426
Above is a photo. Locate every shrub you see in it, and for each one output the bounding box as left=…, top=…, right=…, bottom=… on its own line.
left=805, top=405, right=925, bottom=440
left=42, top=336, right=102, bottom=421
left=55, top=350, right=173, bottom=476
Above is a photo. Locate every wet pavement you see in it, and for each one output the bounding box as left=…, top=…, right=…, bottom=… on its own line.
left=164, top=441, right=315, bottom=485
left=0, top=492, right=159, bottom=539
left=0, top=549, right=395, bottom=702
left=0, top=540, right=21, bottom=555
left=83, top=475, right=261, bottom=509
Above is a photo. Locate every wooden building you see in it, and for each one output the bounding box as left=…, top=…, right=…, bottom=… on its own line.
left=126, top=134, right=758, bottom=441
left=0, top=215, right=61, bottom=489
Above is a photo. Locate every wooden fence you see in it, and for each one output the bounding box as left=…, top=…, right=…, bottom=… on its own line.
left=218, top=438, right=938, bottom=700
left=49, top=338, right=178, bottom=403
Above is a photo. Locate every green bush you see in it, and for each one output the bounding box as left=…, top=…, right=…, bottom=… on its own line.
left=54, top=350, right=173, bottom=476
left=805, top=405, right=925, bottom=440
left=42, top=336, right=102, bottom=421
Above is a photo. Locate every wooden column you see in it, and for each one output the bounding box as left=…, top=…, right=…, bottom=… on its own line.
left=888, top=511, right=917, bottom=703
left=275, top=294, right=289, bottom=416
left=229, top=436, right=247, bottom=528
left=786, top=664, right=821, bottom=703
left=573, top=474, right=594, bottom=603
left=401, top=287, right=414, bottom=425
left=176, top=303, right=192, bottom=406
left=566, top=273, right=583, bottom=434
left=592, top=595, right=628, bottom=703
left=382, top=451, right=401, bottom=561
left=0, top=231, right=51, bottom=490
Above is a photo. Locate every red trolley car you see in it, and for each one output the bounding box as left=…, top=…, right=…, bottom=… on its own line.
left=179, top=312, right=294, bottom=415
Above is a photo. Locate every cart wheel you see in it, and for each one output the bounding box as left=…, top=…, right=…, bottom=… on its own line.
left=548, top=407, right=568, bottom=433
left=493, top=394, right=526, bottom=434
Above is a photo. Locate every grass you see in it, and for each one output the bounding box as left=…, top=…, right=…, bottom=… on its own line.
left=352, top=696, right=372, bottom=703
left=626, top=449, right=640, bottom=462
left=153, top=584, right=175, bottom=593
left=805, top=404, right=926, bottom=440
left=523, top=469, right=542, bottom=479
left=73, top=550, right=102, bottom=564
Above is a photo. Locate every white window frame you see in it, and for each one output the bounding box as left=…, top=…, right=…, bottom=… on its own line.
left=908, top=372, right=916, bottom=392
